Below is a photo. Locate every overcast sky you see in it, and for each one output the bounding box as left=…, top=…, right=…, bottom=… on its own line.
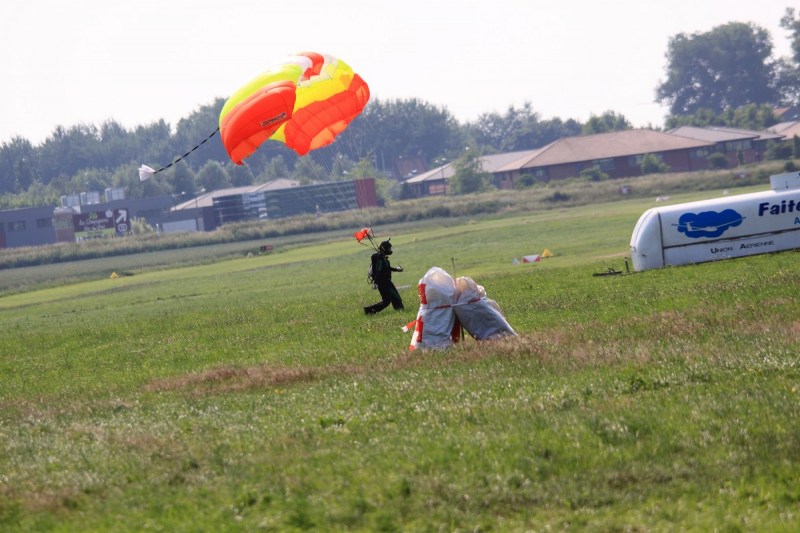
left=0, top=0, right=793, bottom=146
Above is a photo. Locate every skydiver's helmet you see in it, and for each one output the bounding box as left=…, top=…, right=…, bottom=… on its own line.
left=379, top=239, right=393, bottom=255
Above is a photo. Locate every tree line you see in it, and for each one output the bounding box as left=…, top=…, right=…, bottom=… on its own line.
left=1, top=9, right=799, bottom=208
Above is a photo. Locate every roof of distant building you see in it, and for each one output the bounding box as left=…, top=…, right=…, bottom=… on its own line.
left=172, top=178, right=300, bottom=210
left=768, top=121, right=800, bottom=139
left=404, top=125, right=791, bottom=186
left=668, top=125, right=783, bottom=143
left=519, top=129, right=712, bottom=168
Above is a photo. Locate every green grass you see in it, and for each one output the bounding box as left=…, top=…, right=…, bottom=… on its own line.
left=2, top=185, right=800, bottom=531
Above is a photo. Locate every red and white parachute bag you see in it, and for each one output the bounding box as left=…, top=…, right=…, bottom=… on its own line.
left=453, top=276, right=517, bottom=340
left=407, top=267, right=461, bottom=350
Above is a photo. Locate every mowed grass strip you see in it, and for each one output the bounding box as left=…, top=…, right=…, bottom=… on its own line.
left=2, top=188, right=800, bottom=531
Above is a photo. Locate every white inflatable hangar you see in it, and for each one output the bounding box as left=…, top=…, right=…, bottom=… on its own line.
left=630, top=172, right=800, bottom=271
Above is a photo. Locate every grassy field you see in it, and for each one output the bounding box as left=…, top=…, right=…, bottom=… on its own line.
left=2, top=185, right=800, bottom=531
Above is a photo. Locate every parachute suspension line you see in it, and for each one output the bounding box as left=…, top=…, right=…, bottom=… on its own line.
left=336, top=131, right=376, bottom=231
left=295, top=150, right=344, bottom=213
left=299, top=145, right=373, bottom=230
left=339, top=119, right=378, bottom=231
left=365, top=231, right=378, bottom=252
left=335, top=137, right=378, bottom=239
left=138, top=127, right=220, bottom=181
left=331, top=177, right=371, bottom=229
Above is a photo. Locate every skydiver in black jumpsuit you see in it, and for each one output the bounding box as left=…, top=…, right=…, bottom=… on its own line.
left=364, top=239, right=405, bottom=314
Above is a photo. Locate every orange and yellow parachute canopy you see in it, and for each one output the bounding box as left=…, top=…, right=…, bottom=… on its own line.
left=219, top=52, right=370, bottom=164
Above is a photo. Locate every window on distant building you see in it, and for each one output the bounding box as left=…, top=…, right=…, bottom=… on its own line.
left=628, top=155, right=644, bottom=167
left=37, top=218, right=53, bottom=229
left=690, top=147, right=712, bottom=159
left=528, top=168, right=547, bottom=178
left=592, top=158, right=615, bottom=171
left=724, top=139, right=752, bottom=152
left=9, top=221, right=26, bottom=231
left=137, top=209, right=162, bottom=221
left=427, top=183, right=446, bottom=195
left=53, top=216, right=73, bottom=230
left=629, top=154, right=666, bottom=167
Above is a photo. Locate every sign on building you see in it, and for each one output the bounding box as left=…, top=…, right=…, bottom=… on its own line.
left=73, top=209, right=130, bottom=240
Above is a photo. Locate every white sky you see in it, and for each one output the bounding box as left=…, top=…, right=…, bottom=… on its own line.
left=0, top=0, right=794, bottom=146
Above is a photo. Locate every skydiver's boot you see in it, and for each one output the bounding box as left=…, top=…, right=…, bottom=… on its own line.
left=364, top=301, right=388, bottom=315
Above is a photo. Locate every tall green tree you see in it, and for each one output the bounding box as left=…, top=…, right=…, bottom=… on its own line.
left=292, top=157, right=327, bottom=184
left=449, top=147, right=491, bottom=195
left=781, top=8, right=800, bottom=65
left=260, top=155, right=290, bottom=182
left=467, top=102, right=581, bottom=152
left=77, top=168, right=111, bottom=193
left=196, top=160, right=231, bottom=190
left=111, top=163, right=170, bottom=199
left=656, top=22, right=778, bottom=115
left=171, top=99, right=228, bottom=170
left=38, top=124, right=104, bottom=184
left=329, top=154, right=355, bottom=181
left=167, top=162, right=198, bottom=196
left=347, top=98, right=468, bottom=173
left=133, top=120, right=174, bottom=173
left=226, top=162, right=255, bottom=187
left=469, top=102, right=539, bottom=152
left=349, top=157, right=385, bottom=180
left=665, top=103, right=778, bottom=130
left=97, top=120, right=137, bottom=170
left=776, top=8, right=800, bottom=106
left=581, top=111, right=632, bottom=135
left=0, top=137, right=37, bottom=194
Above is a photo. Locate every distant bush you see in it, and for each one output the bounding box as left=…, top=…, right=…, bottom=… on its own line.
left=767, top=140, right=794, bottom=160
left=544, top=191, right=570, bottom=203
left=579, top=165, right=609, bottom=181
left=641, top=153, right=670, bottom=174
left=707, top=152, right=729, bottom=169
left=514, top=173, right=539, bottom=189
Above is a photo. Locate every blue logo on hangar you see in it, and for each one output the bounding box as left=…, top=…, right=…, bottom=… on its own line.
left=673, top=209, right=744, bottom=238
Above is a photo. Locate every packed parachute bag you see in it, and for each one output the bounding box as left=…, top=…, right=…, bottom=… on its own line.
left=453, top=277, right=517, bottom=340
left=406, top=267, right=461, bottom=350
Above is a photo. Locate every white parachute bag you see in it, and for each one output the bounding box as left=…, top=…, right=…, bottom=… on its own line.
left=407, top=267, right=461, bottom=350
left=453, top=277, right=517, bottom=340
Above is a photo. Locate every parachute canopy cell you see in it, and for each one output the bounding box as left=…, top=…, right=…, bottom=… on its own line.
left=354, top=227, right=371, bottom=242
left=219, top=52, right=370, bottom=164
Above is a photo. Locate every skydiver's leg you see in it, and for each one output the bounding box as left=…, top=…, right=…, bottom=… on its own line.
left=387, top=283, right=404, bottom=310
left=364, top=285, right=393, bottom=314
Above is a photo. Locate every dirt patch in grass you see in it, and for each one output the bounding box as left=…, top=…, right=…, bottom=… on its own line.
left=144, top=364, right=335, bottom=395
left=142, top=328, right=640, bottom=397
left=150, top=297, right=797, bottom=398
